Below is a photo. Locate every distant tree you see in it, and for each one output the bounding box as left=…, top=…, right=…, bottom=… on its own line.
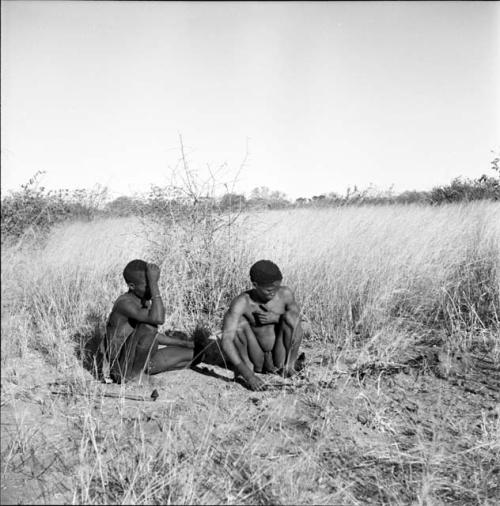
left=250, top=186, right=271, bottom=201
left=429, top=176, right=499, bottom=204
left=266, top=190, right=289, bottom=209
left=269, top=190, right=286, bottom=201
left=427, top=152, right=500, bottom=204
left=295, top=197, right=309, bottom=206
left=326, top=191, right=341, bottom=200
left=68, top=185, right=108, bottom=219
left=105, top=196, right=144, bottom=216
left=247, top=186, right=290, bottom=209
left=394, top=190, right=430, bottom=205
left=220, top=192, right=246, bottom=211
left=490, top=150, right=500, bottom=176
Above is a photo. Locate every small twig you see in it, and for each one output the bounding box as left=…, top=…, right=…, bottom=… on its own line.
left=50, top=388, right=162, bottom=402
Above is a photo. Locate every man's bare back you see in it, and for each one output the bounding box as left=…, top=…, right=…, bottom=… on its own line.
left=107, top=293, right=145, bottom=344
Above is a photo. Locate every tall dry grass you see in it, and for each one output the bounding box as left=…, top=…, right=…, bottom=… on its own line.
left=3, top=202, right=498, bottom=369
left=1, top=202, right=499, bottom=504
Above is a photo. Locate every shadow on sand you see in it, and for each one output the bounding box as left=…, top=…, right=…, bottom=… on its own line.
left=190, top=364, right=247, bottom=386
left=72, top=317, right=269, bottom=392
left=73, top=309, right=106, bottom=380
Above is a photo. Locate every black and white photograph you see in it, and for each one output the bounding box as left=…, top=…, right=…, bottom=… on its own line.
left=1, top=1, right=499, bottom=504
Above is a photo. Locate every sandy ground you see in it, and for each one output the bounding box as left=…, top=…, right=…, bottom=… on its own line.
left=1, top=340, right=499, bottom=505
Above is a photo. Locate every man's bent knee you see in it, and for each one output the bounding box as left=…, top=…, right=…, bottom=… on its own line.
left=236, top=318, right=251, bottom=333
left=135, top=323, right=158, bottom=348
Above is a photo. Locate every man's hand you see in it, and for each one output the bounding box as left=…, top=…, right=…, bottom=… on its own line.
left=146, top=263, right=161, bottom=284
left=253, top=305, right=280, bottom=325
left=234, top=362, right=267, bottom=391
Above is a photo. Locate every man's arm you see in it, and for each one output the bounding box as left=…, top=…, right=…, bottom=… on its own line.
left=252, top=305, right=281, bottom=325
left=115, top=298, right=164, bottom=326
left=116, top=264, right=165, bottom=326
left=145, top=263, right=165, bottom=325
left=221, top=296, right=265, bottom=391
left=283, top=287, right=300, bottom=328
left=280, top=288, right=302, bottom=372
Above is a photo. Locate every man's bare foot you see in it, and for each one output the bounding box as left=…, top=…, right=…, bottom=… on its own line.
left=279, top=353, right=306, bottom=378
left=262, top=364, right=280, bottom=374
left=262, top=352, right=280, bottom=374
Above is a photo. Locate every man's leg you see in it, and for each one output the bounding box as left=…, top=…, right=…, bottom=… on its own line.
left=147, top=346, right=194, bottom=375
left=190, top=320, right=264, bottom=375
left=130, top=323, right=160, bottom=380
left=139, top=327, right=196, bottom=375
left=273, top=315, right=304, bottom=376
left=114, top=325, right=193, bottom=382
left=234, top=318, right=265, bottom=374
left=262, top=352, right=278, bottom=374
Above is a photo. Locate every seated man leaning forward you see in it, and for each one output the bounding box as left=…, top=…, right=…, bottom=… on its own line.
left=221, top=260, right=305, bottom=391
left=104, top=259, right=196, bottom=383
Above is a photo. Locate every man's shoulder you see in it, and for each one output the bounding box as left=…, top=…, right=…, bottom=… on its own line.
left=275, top=285, right=296, bottom=304
left=278, top=285, right=294, bottom=297
left=113, top=292, right=140, bottom=311
left=235, top=291, right=252, bottom=303
left=229, top=291, right=252, bottom=309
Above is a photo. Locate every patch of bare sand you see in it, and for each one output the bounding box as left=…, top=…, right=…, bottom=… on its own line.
left=1, top=353, right=73, bottom=504
left=2, top=342, right=499, bottom=504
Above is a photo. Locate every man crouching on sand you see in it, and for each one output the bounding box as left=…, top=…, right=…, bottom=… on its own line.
left=104, top=259, right=198, bottom=383
left=221, top=260, right=305, bottom=391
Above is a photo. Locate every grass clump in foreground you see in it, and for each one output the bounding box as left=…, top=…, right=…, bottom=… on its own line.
left=1, top=202, right=499, bottom=504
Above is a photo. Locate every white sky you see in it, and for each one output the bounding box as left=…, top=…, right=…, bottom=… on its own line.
left=1, top=1, right=499, bottom=200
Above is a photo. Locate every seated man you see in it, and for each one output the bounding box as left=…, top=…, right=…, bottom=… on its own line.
left=104, top=259, right=196, bottom=383
left=221, top=260, right=305, bottom=391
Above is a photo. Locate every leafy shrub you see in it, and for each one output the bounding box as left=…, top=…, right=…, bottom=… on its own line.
left=219, top=193, right=247, bottom=212
left=428, top=175, right=500, bottom=204
left=139, top=141, right=248, bottom=325
left=1, top=171, right=108, bottom=241
left=104, top=196, right=146, bottom=217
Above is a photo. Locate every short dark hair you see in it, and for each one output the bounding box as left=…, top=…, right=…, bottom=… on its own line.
left=250, top=260, right=283, bottom=285
left=123, top=259, right=147, bottom=283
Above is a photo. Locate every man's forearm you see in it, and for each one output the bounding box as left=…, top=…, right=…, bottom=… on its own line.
left=282, top=310, right=301, bottom=360
left=283, top=309, right=300, bottom=330
left=149, top=282, right=165, bottom=324
left=221, top=336, right=254, bottom=381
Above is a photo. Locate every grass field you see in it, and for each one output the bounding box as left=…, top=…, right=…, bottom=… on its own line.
left=1, top=202, right=499, bottom=504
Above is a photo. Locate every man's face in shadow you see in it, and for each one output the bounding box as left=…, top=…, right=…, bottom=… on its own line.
left=128, top=271, right=151, bottom=301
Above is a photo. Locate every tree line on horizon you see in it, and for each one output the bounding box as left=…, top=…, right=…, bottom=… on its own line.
left=2, top=156, right=499, bottom=241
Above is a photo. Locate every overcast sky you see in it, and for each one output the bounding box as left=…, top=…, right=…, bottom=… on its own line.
left=2, top=1, right=499, bottom=199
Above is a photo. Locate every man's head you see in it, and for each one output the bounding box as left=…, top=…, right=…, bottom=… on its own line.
left=123, top=259, right=150, bottom=300
left=249, top=260, right=283, bottom=302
